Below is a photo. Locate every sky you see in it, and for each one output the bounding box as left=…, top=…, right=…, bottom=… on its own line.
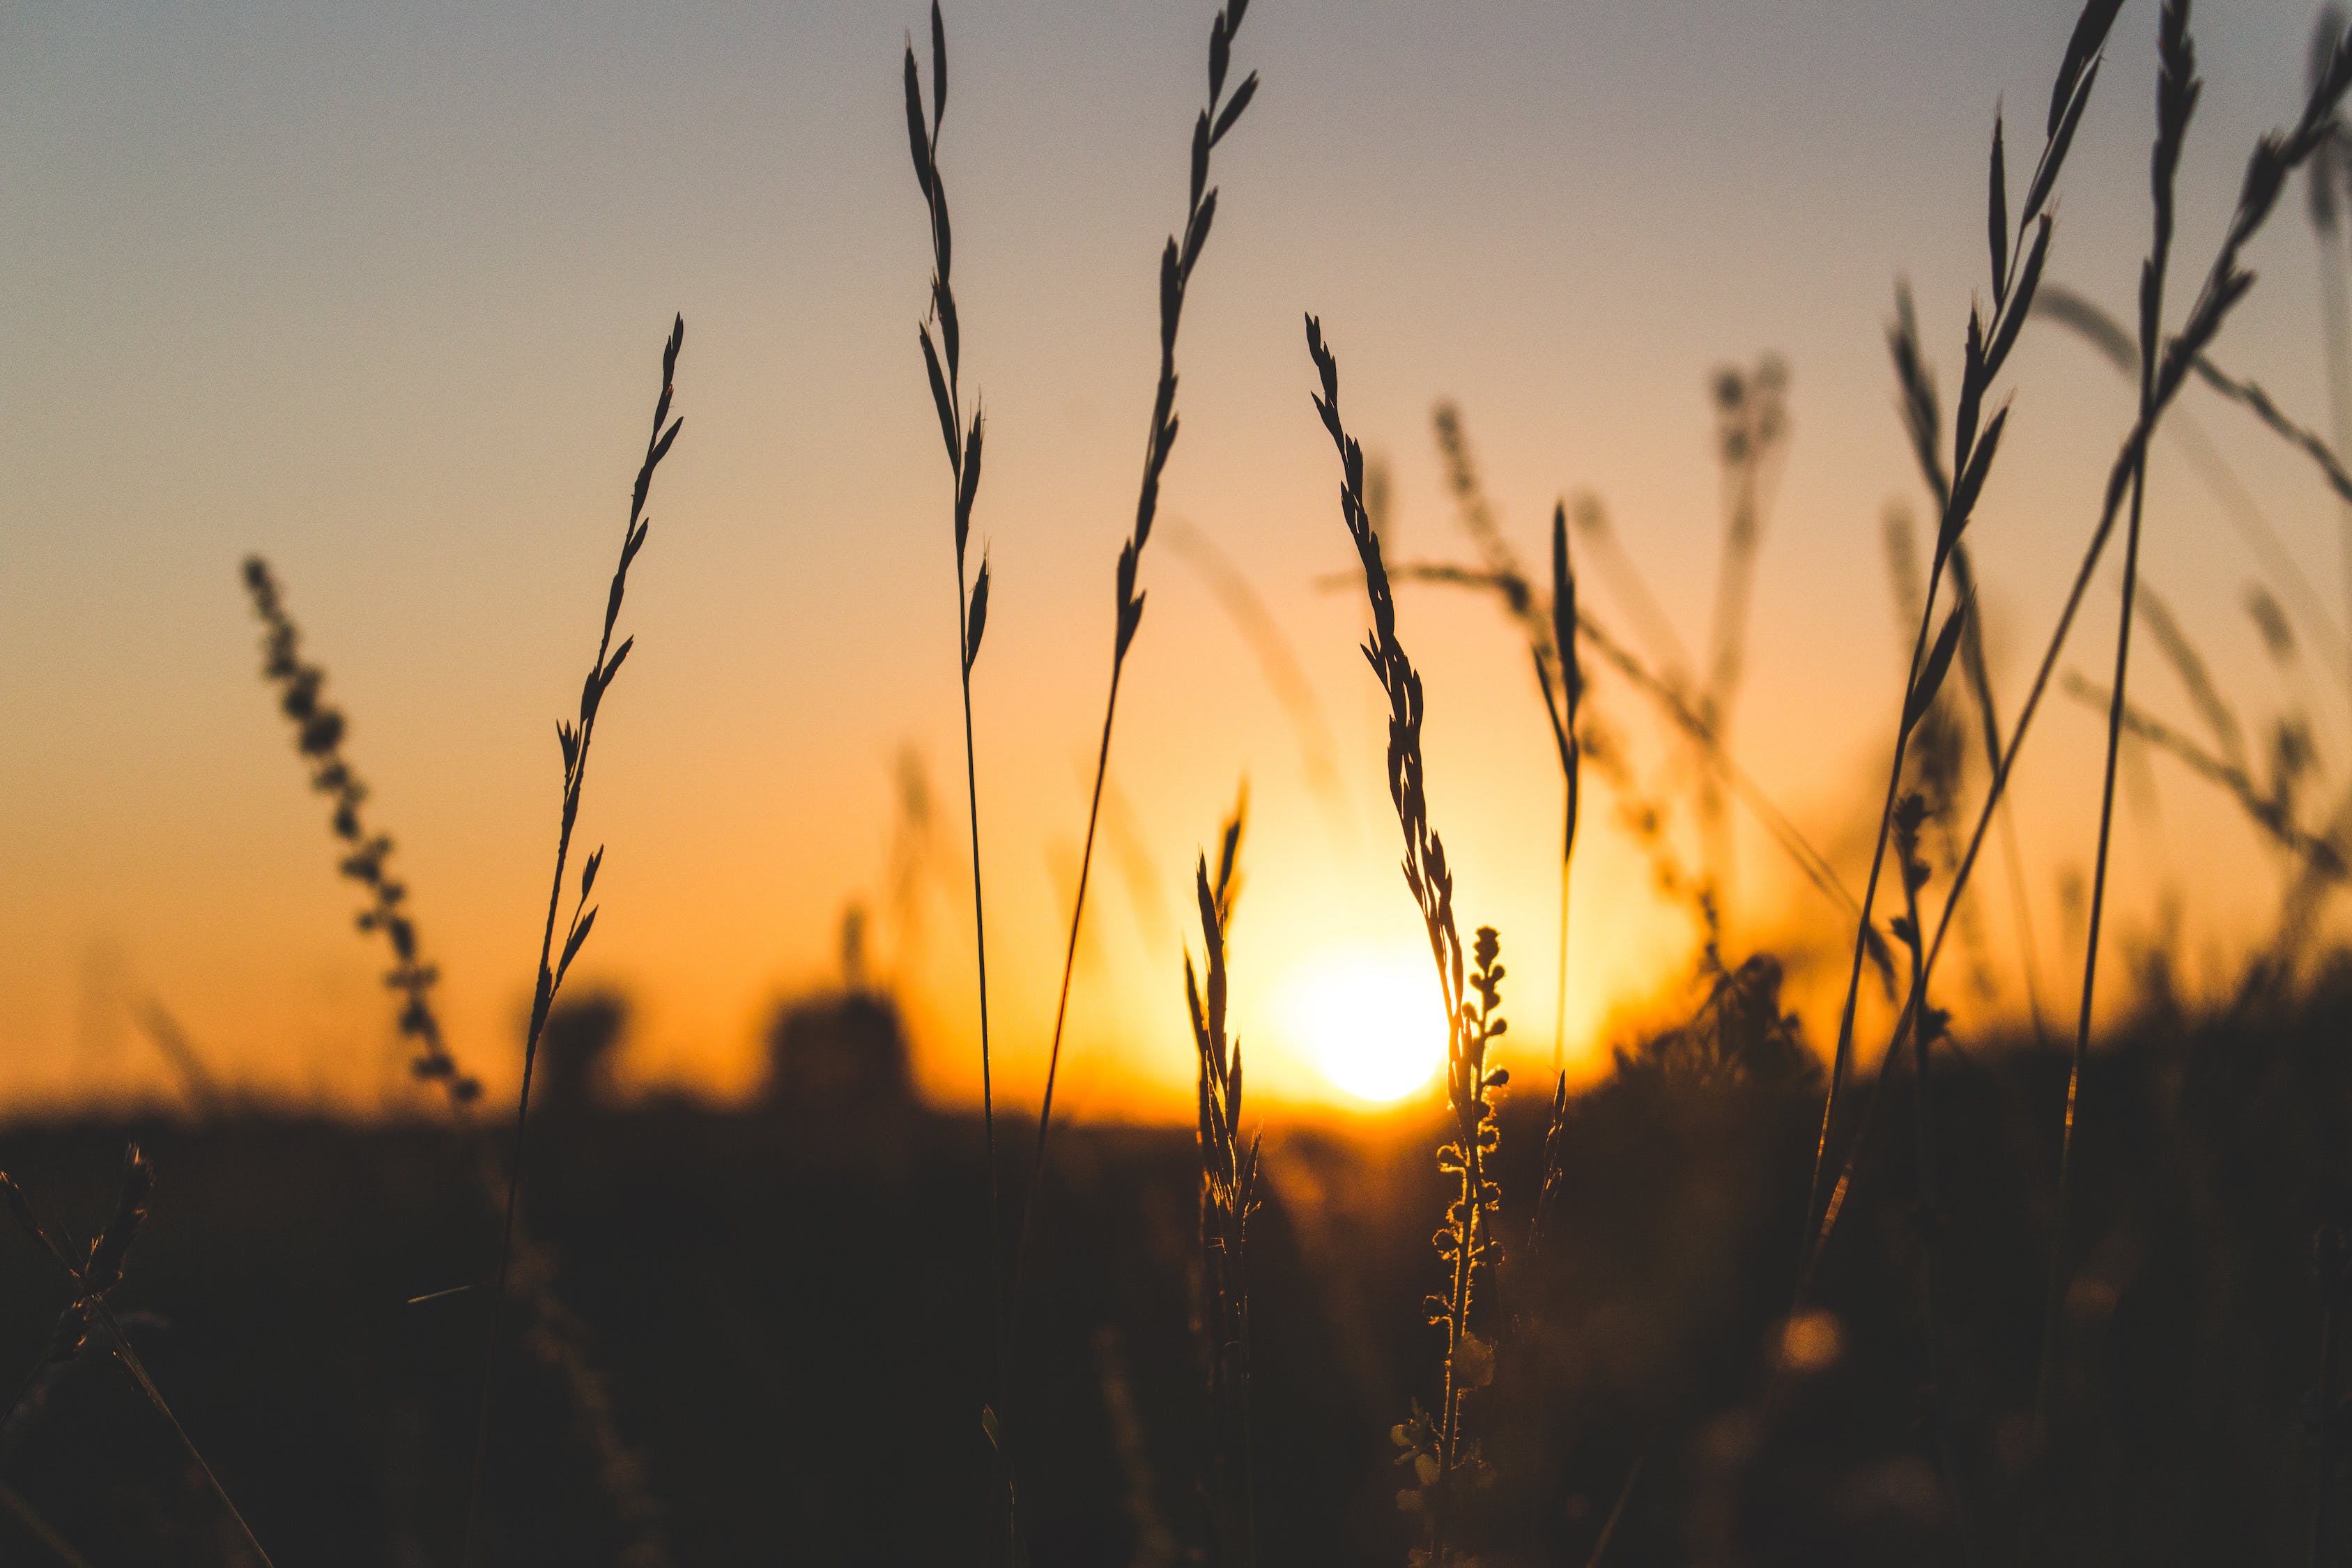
left=4, top=0, right=2351, bottom=1121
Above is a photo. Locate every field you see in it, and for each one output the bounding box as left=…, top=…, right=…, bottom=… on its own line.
left=8, top=0, right=2352, bottom=1563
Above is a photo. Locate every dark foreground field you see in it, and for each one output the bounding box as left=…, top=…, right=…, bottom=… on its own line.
left=1, top=965, right=2348, bottom=1567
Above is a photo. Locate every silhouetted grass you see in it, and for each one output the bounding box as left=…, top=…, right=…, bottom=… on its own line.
left=1185, top=792, right=1256, bottom=1564
left=1309, top=316, right=1515, bottom=1567
left=243, top=557, right=481, bottom=1107
left=1804, top=0, right=2124, bottom=1300
left=21, top=2, right=2352, bottom=1562
left=0, top=1148, right=275, bottom=1567
left=902, top=6, right=1017, bottom=1550
left=1807, top=0, right=2352, bottom=1378
left=2048, top=0, right=2200, bottom=1462
left=1020, top=0, right=1259, bottom=1393
left=467, top=314, right=684, bottom=1567
left=243, top=557, right=673, bottom=1567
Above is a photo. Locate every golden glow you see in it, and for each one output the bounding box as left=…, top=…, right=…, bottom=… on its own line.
left=1283, top=947, right=1447, bottom=1105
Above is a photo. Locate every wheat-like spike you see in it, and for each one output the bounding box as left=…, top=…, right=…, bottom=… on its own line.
left=1309, top=316, right=1509, bottom=1568
left=465, top=314, right=684, bottom=1568
left=1800, top=0, right=2123, bottom=1293
left=1013, top=0, right=1261, bottom=1386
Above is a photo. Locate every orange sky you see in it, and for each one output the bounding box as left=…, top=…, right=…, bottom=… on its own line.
left=4, top=0, right=2351, bottom=1120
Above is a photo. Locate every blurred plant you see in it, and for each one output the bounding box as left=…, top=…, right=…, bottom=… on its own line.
left=1696, top=354, right=1790, bottom=902
left=1367, top=428, right=1885, bottom=983
left=0, top=1148, right=275, bottom=1567
left=243, top=556, right=479, bottom=1103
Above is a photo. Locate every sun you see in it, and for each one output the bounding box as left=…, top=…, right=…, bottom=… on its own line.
left=1284, top=948, right=1448, bottom=1105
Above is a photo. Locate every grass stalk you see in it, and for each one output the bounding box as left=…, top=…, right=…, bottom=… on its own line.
left=0, top=1483, right=95, bottom=1568
left=1014, top=0, right=1259, bottom=1328
left=246, top=555, right=673, bottom=1567
left=1888, top=795, right=1974, bottom=1555
left=1308, top=316, right=1509, bottom=1568
left=1186, top=794, right=1256, bottom=1565
left=1887, top=291, right=2053, bottom=1045
left=242, top=557, right=482, bottom=1105
left=2059, top=670, right=2345, bottom=879
left=2041, top=288, right=2352, bottom=695
left=1581, top=1451, right=1643, bottom=1568
left=1536, top=505, right=1584, bottom=1080
left=1370, top=546, right=1879, bottom=961
left=2309, top=7, right=2352, bottom=728
left=1799, top=0, right=2123, bottom=1290
left=0, top=1151, right=277, bottom=1567
left=1804, top=22, right=2352, bottom=1282
left=1696, top=357, right=1790, bottom=902
left=465, top=315, right=684, bottom=1567
left=2044, top=0, right=2220, bottom=1442
left=900, top=10, right=1017, bottom=1547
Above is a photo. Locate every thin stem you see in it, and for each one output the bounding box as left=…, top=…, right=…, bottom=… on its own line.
left=1433, top=1181, right=1479, bottom=1566
left=0, top=1484, right=95, bottom=1568
left=467, top=672, right=597, bottom=1565
left=1581, top=1451, right=1645, bottom=1568
left=1896, top=858, right=1972, bottom=1559
left=1553, top=797, right=1572, bottom=1079
left=1801, top=581, right=1941, bottom=1285
left=99, top=1307, right=275, bottom=1568
left=464, top=318, right=680, bottom=1565
left=2034, top=452, right=2142, bottom=1431
left=1016, top=655, right=1125, bottom=1315
left=2041, top=444, right=2154, bottom=1438
left=2311, top=1282, right=2339, bottom=1568
left=958, top=502, right=1014, bottom=1555
left=2317, top=202, right=2352, bottom=726
left=1009, top=0, right=1259, bottom=1390
left=1951, top=541, right=2053, bottom=1047
left=2038, top=0, right=2192, bottom=1440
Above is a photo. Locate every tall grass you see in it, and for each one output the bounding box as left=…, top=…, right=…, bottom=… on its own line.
left=1185, top=792, right=1255, bottom=1565
left=244, top=555, right=672, bottom=1567
left=2047, top=0, right=2199, bottom=1442
left=1537, top=507, right=1583, bottom=1081
left=1378, top=418, right=1884, bottom=967
left=1886, top=288, right=2053, bottom=1046
left=34, top=1, right=2352, bottom=1559
left=466, top=315, right=684, bottom=1565
left=900, top=6, right=1015, bottom=1547
left=1429, top=413, right=1585, bottom=1075
left=1309, top=316, right=1513, bottom=1568
left=1018, top=0, right=1259, bottom=1323
left=1805, top=11, right=2352, bottom=1308
left=1800, top=0, right=2123, bottom=1291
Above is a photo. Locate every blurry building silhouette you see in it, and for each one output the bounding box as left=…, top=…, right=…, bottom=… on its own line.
left=538, top=991, right=629, bottom=1116
left=758, top=905, right=918, bottom=1154
left=760, top=989, right=913, bottom=1112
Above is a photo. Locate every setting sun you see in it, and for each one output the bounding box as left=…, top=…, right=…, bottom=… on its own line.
left=1283, top=948, right=1450, bottom=1105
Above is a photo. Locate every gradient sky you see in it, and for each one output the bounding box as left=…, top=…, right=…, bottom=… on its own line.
left=3, top=0, right=2349, bottom=1119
